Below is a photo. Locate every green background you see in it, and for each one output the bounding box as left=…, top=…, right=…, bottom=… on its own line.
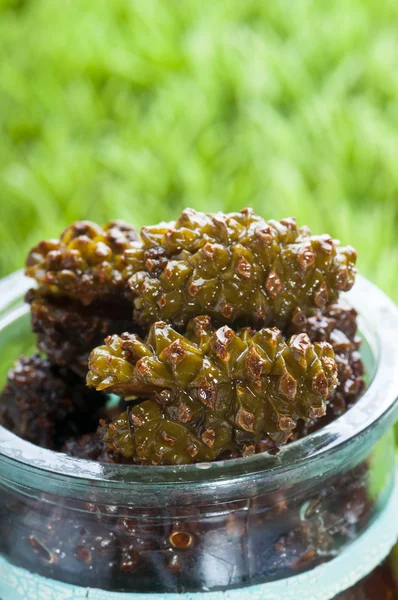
left=0, top=0, right=398, bottom=304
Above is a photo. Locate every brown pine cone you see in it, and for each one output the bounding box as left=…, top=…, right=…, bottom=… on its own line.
left=0, top=355, right=106, bottom=449
left=26, top=289, right=135, bottom=377
left=288, top=300, right=365, bottom=438
left=61, top=432, right=133, bottom=463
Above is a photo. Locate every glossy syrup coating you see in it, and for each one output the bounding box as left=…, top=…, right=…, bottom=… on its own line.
left=0, top=355, right=106, bottom=449
left=25, top=220, right=140, bottom=305
left=126, top=208, right=357, bottom=329
left=90, top=317, right=338, bottom=463
left=26, top=289, right=135, bottom=377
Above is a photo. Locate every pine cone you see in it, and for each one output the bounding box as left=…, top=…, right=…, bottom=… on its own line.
left=126, top=208, right=357, bottom=329
left=90, top=318, right=338, bottom=463
left=26, top=289, right=135, bottom=377
left=25, top=220, right=140, bottom=305
left=0, top=355, right=106, bottom=449
left=288, top=301, right=365, bottom=438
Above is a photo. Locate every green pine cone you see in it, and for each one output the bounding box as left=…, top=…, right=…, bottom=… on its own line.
left=90, top=317, right=338, bottom=463
left=26, top=220, right=141, bottom=305
left=99, top=405, right=217, bottom=464
left=126, top=208, right=357, bottom=328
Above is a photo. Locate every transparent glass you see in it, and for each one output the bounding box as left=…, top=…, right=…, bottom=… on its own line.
left=0, top=272, right=398, bottom=597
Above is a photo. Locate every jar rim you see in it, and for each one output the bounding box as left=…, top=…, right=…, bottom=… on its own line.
left=0, top=270, right=397, bottom=488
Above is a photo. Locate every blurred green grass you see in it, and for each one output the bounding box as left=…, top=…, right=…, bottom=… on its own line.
left=0, top=0, right=398, bottom=304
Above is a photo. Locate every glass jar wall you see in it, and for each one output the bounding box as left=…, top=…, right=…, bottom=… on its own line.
left=335, top=548, right=398, bottom=599
left=0, top=272, right=397, bottom=599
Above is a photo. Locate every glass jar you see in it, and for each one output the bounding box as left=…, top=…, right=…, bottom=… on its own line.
left=0, top=272, right=397, bottom=600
